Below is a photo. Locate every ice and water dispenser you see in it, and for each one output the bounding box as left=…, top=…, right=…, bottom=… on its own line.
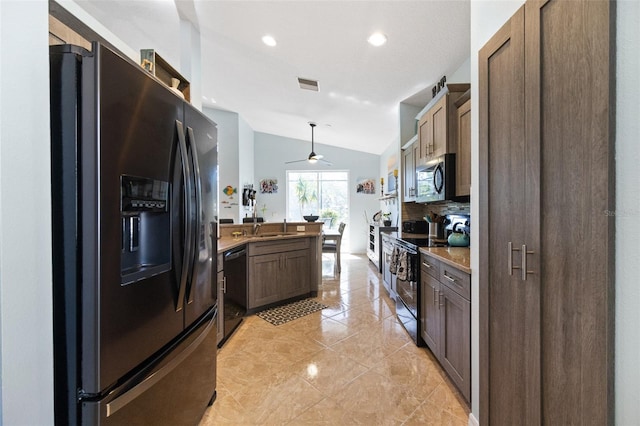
left=121, top=175, right=171, bottom=285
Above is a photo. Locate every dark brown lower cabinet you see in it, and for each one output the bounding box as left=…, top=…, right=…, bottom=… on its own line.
left=248, top=252, right=282, bottom=308
left=439, top=284, right=470, bottom=401
left=420, top=253, right=470, bottom=404
left=421, top=272, right=440, bottom=352
left=247, top=238, right=311, bottom=310
left=479, top=0, right=614, bottom=424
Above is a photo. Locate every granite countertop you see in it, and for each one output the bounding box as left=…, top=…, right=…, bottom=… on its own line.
left=217, top=221, right=323, bottom=253
left=419, top=247, right=471, bottom=274
left=217, top=232, right=320, bottom=253
left=382, top=230, right=471, bottom=274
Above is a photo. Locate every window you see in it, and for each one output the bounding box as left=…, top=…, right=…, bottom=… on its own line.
left=286, top=170, right=349, bottom=249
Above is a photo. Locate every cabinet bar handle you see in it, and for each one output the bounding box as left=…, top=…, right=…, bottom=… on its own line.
left=521, top=244, right=535, bottom=281
left=433, top=286, right=437, bottom=306
left=508, top=242, right=521, bottom=275
left=443, top=273, right=456, bottom=282
left=222, top=276, right=227, bottom=293
left=422, top=261, right=431, bottom=269
left=438, top=290, right=444, bottom=307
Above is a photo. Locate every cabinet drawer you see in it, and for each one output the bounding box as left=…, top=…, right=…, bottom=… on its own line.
left=420, top=253, right=440, bottom=279
left=248, top=238, right=310, bottom=256
left=440, top=264, right=470, bottom=301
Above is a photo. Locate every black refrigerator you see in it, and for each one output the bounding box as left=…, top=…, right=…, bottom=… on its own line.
left=50, top=42, right=218, bottom=425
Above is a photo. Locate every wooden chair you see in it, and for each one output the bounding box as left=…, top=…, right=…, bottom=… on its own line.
left=322, top=222, right=346, bottom=273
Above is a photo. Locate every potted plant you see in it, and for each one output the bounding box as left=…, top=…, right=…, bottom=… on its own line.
left=319, top=208, right=339, bottom=228
left=382, top=212, right=392, bottom=227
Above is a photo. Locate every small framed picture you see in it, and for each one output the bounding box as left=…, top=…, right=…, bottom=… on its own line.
left=356, top=178, right=375, bottom=194
left=259, top=178, right=278, bottom=194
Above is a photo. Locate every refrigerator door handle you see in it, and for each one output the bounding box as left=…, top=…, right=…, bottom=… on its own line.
left=104, top=309, right=216, bottom=417
left=175, top=120, right=192, bottom=312
left=186, top=126, right=203, bottom=304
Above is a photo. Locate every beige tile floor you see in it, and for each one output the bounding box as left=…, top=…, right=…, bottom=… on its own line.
left=200, top=254, right=469, bottom=425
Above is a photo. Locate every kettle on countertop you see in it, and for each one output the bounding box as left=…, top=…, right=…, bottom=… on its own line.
left=448, top=223, right=470, bottom=247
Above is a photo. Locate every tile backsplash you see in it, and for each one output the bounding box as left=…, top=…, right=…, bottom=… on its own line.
left=401, top=200, right=470, bottom=222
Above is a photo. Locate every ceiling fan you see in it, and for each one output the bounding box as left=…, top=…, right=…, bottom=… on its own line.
left=285, top=122, right=332, bottom=166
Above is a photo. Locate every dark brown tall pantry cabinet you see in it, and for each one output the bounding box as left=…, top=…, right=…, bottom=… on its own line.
left=479, top=0, right=615, bottom=425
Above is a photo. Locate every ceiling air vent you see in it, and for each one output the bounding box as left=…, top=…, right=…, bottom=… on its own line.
left=297, top=77, right=319, bottom=92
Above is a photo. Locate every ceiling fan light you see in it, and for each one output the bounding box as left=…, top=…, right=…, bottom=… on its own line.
left=286, top=122, right=330, bottom=166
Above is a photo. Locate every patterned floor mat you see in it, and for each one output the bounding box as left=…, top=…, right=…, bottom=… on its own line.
left=256, top=298, right=328, bottom=326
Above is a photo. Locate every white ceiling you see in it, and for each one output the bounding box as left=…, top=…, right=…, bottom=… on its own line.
left=74, top=0, right=470, bottom=155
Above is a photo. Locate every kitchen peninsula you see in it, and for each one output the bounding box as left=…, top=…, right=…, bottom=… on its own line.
left=217, top=220, right=323, bottom=325
left=218, top=221, right=322, bottom=252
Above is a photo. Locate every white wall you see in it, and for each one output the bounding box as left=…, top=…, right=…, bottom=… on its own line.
left=56, top=0, right=138, bottom=61
left=470, top=1, right=639, bottom=424
left=203, top=108, right=255, bottom=223
left=448, top=56, right=471, bottom=84
left=0, top=1, right=54, bottom=424
left=179, top=18, right=202, bottom=110
left=204, top=108, right=243, bottom=221
left=238, top=114, right=255, bottom=217
left=254, top=132, right=380, bottom=253
left=615, top=1, right=640, bottom=424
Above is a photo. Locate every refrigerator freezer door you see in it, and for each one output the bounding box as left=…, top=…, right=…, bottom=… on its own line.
left=183, top=104, right=218, bottom=327
left=81, top=308, right=217, bottom=425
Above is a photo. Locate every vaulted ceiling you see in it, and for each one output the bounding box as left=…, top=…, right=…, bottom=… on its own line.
left=74, top=0, right=470, bottom=155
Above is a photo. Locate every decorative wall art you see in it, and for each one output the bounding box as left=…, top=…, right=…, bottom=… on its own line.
left=356, top=178, right=375, bottom=195
left=221, top=186, right=238, bottom=209
left=260, top=178, right=278, bottom=194
left=223, top=185, right=237, bottom=198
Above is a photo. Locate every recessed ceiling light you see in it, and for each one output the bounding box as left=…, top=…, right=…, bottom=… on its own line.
left=368, top=32, right=387, bottom=47
left=262, top=35, right=277, bottom=47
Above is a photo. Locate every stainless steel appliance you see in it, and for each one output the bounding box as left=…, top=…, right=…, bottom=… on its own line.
left=50, top=43, right=218, bottom=425
left=219, top=246, right=247, bottom=347
left=381, top=233, right=396, bottom=299
left=390, top=236, right=427, bottom=346
left=402, top=220, right=429, bottom=234
left=416, top=154, right=456, bottom=203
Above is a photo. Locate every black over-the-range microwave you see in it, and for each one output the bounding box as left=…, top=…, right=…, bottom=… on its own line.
left=415, top=153, right=456, bottom=203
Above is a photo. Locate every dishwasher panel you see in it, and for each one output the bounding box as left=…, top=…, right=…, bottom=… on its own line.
left=219, top=246, right=247, bottom=347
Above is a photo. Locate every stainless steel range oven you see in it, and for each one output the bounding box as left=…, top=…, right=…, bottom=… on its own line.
left=391, top=237, right=426, bottom=346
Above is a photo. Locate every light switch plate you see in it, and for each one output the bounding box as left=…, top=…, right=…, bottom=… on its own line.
left=296, top=225, right=305, bottom=231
